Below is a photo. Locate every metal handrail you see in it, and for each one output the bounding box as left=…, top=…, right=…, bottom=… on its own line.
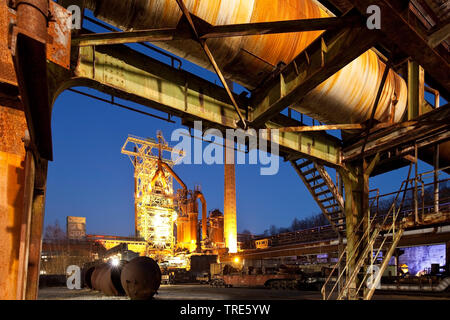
left=322, top=164, right=416, bottom=300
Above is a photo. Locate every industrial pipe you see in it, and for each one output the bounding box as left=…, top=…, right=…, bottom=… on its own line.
left=89, top=261, right=127, bottom=296
left=90, top=263, right=109, bottom=291
left=120, top=256, right=161, bottom=300
left=85, top=0, right=407, bottom=125
left=380, top=277, right=450, bottom=292
left=16, top=0, right=48, bottom=41
left=196, top=191, right=208, bottom=241
left=160, top=161, right=187, bottom=191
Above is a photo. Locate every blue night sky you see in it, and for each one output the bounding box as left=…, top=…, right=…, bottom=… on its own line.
left=43, top=12, right=448, bottom=236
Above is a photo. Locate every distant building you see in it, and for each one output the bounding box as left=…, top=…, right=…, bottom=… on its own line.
left=255, top=238, right=270, bottom=249
left=66, top=216, right=86, bottom=240
left=86, top=234, right=147, bottom=256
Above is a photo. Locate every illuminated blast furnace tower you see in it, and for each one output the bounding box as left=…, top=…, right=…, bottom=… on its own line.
left=121, top=133, right=185, bottom=257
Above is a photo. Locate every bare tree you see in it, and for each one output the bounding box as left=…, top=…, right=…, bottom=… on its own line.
left=44, top=219, right=66, bottom=240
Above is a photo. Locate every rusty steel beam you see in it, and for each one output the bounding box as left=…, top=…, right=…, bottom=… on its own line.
left=279, top=121, right=422, bottom=133
left=72, top=15, right=363, bottom=47
left=250, top=13, right=380, bottom=126
left=348, top=0, right=450, bottom=96
left=197, top=15, right=363, bottom=39
left=63, top=43, right=341, bottom=165
left=343, top=104, right=450, bottom=161
left=200, top=16, right=363, bottom=39
left=72, top=28, right=187, bottom=46
left=279, top=124, right=364, bottom=132
left=175, top=0, right=247, bottom=129
left=428, top=21, right=450, bottom=48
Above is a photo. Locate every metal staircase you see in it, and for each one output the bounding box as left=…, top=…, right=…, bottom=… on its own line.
left=291, top=159, right=345, bottom=233
left=320, top=176, right=409, bottom=300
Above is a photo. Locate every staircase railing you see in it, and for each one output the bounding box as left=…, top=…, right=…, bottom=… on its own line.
left=321, top=164, right=413, bottom=300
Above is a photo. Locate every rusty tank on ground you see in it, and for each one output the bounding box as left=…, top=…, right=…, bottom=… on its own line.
left=89, top=261, right=127, bottom=296
left=85, top=0, right=407, bottom=125
left=120, top=256, right=161, bottom=300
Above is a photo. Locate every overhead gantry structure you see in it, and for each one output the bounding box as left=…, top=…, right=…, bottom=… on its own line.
left=0, top=0, right=449, bottom=299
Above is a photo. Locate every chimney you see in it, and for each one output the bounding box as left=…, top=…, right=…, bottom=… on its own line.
left=224, top=142, right=237, bottom=253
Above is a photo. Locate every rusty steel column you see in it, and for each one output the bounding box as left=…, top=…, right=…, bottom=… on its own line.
left=340, top=164, right=366, bottom=300
left=15, top=146, right=35, bottom=300
left=224, top=143, right=237, bottom=253
left=25, top=159, right=47, bottom=300
left=0, top=0, right=30, bottom=300
left=0, top=0, right=51, bottom=299
left=0, top=103, right=29, bottom=299
left=340, top=155, right=378, bottom=300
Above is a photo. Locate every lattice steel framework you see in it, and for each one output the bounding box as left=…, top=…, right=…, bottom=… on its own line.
left=121, top=132, right=185, bottom=252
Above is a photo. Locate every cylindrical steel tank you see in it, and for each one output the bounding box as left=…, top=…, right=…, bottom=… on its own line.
left=85, top=0, right=407, bottom=124
left=120, top=256, right=161, bottom=300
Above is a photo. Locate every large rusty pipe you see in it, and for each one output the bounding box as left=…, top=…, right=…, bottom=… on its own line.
left=85, top=0, right=407, bottom=125
left=16, top=0, right=48, bottom=39
left=120, top=257, right=161, bottom=300
left=90, top=262, right=127, bottom=296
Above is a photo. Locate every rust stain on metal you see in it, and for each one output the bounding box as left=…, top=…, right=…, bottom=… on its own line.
left=47, top=1, right=71, bottom=69
left=0, top=105, right=27, bottom=156
left=0, top=3, right=17, bottom=86
left=4, top=1, right=71, bottom=71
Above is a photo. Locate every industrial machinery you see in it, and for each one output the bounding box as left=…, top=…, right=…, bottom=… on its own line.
left=121, top=132, right=185, bottom=256
left=210, top=263, right=330, bottom=291
left=122, top=132, right=225, bottom=264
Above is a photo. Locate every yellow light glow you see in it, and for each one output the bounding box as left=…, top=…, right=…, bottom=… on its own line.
left=400, top=264, right=409, bottom=274
left=110, top=258, right=120, bottom=267
left=234, top=257, right=240, bottom=263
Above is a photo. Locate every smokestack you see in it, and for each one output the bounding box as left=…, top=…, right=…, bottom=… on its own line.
left=224, top=143, right=237, bottom=253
